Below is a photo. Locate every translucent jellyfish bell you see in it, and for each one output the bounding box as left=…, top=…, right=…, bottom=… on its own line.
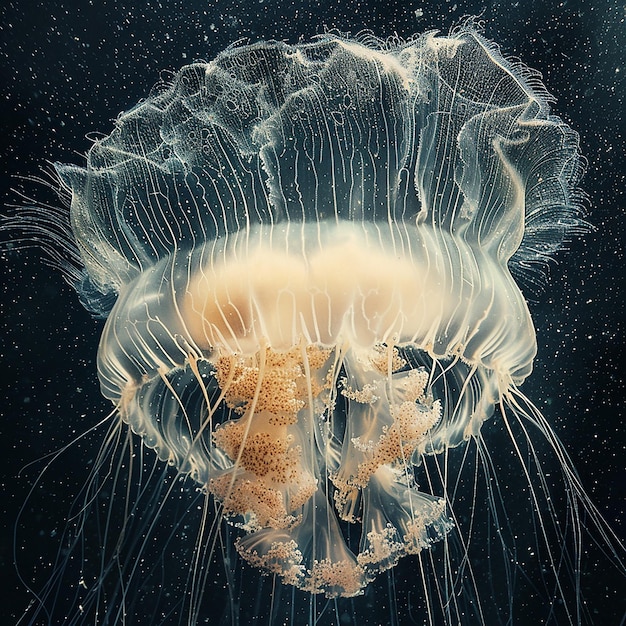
left=18, top=22, right=624, bottom=624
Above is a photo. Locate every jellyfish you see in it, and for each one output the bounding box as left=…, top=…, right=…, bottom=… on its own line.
left=12, top=23, right=625, bottom=626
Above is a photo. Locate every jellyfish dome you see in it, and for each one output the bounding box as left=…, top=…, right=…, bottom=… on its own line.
left=53, top=25, right=584, bottom=600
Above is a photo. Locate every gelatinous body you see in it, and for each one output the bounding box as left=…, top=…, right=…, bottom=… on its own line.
left=17, top=23, right=624, bottom=626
